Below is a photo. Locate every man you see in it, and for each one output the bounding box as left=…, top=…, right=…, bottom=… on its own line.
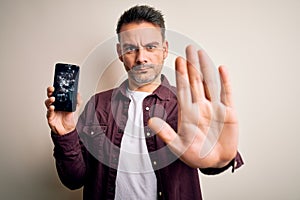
left=45, top=5, right=243, bottom=200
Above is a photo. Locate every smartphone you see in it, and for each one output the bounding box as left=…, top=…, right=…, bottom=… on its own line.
left=52, top=63, right=80, bottom=112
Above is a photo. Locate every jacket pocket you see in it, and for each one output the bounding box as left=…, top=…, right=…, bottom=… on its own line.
left=82, top=125, right=107, bottom=137
left=81, top=125, right=107, bottom=161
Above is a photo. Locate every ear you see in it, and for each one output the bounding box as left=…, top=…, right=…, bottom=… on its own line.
left=116, top=43, right=123, bottom=62
left=163, top=40, right=169, bottom=59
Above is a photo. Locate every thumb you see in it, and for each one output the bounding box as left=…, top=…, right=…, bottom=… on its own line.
left=76, top=93, right=83, bottom=110
left=148, top=117, right=177, bottom=144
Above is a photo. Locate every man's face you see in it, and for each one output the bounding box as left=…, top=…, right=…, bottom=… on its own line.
left=117, top=22, right=168, bottom=88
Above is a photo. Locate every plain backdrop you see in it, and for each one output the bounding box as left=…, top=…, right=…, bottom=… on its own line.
left=0, top=0, right=299, bottom=199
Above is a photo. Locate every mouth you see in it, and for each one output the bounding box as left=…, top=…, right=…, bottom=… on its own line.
left=131, top=65, right=153, bottom=74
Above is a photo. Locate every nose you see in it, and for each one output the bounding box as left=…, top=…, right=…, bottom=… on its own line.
left=135, top=48, right=148, bottom=65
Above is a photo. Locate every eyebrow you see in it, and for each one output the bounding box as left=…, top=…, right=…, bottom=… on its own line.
left=122, top=41, right=160, bottom=48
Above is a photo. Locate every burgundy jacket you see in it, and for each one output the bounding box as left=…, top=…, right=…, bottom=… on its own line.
left=51, top=75, right=243, bottom=200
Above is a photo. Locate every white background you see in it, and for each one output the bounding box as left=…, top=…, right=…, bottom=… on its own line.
left=0, top=0, right=299, bottom=199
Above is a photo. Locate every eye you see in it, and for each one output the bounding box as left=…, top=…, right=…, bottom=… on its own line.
left=124, top=45, right=138, bottom=54
left=146, top=44, right=158, bottom=50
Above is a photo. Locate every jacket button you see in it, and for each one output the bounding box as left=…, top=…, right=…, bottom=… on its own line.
left=145, top=106, right=150, bottom=111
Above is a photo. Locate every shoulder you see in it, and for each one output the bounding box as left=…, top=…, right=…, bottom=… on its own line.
left=94, top=88, right=114, bottom=102
left=82, top=88, right=116, bottom=112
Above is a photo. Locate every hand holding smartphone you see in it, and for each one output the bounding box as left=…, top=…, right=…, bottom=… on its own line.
left=52, top=63, right=80, bottom=112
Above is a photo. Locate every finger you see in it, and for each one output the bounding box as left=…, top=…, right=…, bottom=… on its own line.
left=47, top=86, right=55, bottom=97
left=148, top=117, right=177, bottom=144
left=74, top=93, right=82, bottom=123
left=148, top=117, right=186, bottom=157
left=198, top=50, right=221, bottom=102
left=148, top=117, right=194, bottom=157
left=219, top=65, right=234, bottom=106
left=185, top=45, right=205, bottom=102
left=44, top=96, right=55, bottom=109
left=46, top=105, right=55, bottom=119
left=175, top=56, right=191, bottom=108
left=77, top=93, right=82, bottom=109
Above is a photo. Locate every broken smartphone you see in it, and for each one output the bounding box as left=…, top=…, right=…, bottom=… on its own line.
left=52, top=63, right=80, bottom=112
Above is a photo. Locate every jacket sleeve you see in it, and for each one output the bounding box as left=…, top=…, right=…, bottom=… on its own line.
left=199, top=151, right=244, bottom=175
left=50, top=96, right=98, bottom=190
left=51, top=130, right=87, bottom=190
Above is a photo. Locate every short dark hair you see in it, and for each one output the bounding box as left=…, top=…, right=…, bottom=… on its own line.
left=116, top=5, right=166, bottom=41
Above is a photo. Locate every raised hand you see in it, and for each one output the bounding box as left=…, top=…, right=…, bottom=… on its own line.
left=148, top=45, right=239, bottom=168
left=45, top=86, right=82, bottom=135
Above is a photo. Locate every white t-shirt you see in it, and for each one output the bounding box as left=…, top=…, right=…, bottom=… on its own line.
left=114, top=89, right=157, bottom=200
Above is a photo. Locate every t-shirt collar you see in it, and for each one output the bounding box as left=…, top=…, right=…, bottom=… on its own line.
left=113, top=74, right=176, bottom=101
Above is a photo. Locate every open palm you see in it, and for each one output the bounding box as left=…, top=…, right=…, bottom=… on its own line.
left=149, top=46, right=239, bottom=168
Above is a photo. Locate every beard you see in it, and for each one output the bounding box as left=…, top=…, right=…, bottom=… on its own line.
left=127, top=64, right=162, bottom=86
